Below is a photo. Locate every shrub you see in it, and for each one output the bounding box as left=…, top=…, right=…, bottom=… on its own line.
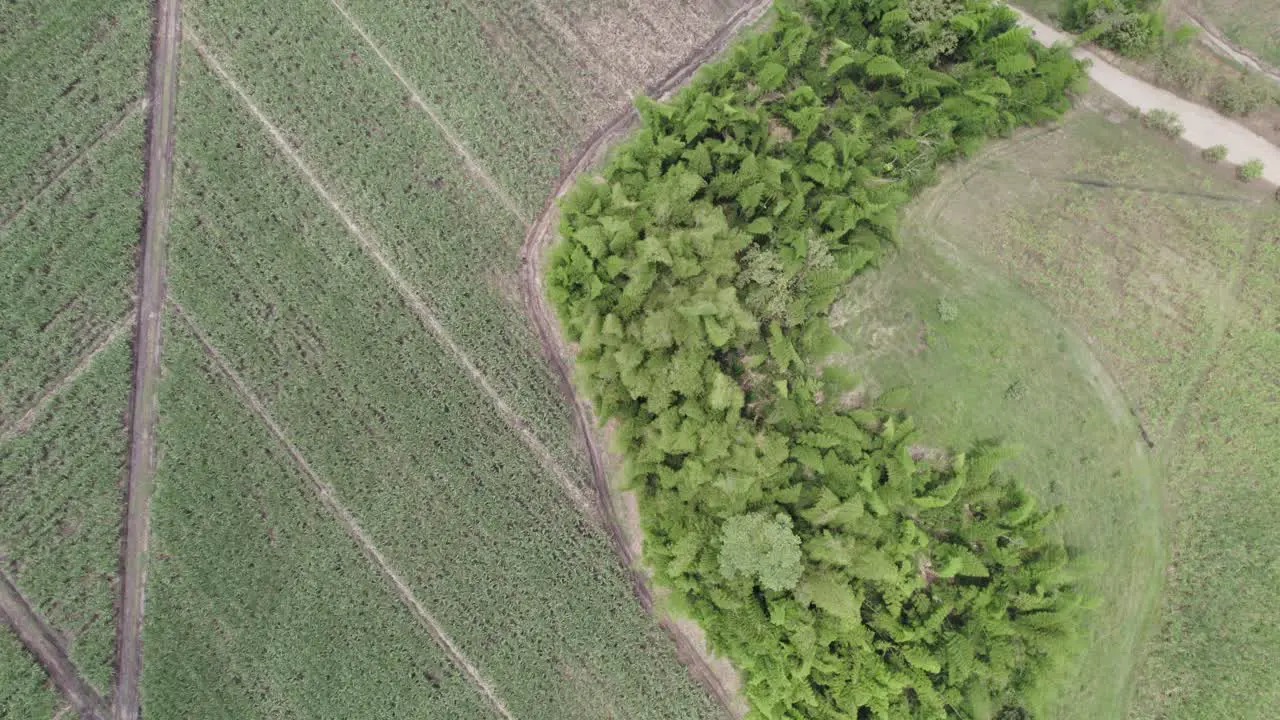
left=1155, top=45, right=1209, bottom=94
left=549, top=2, right=1088, bottom=717
left=937, top=298, right=959, bottom=323
left=1238, top=159, right=1265, bottom=182
left=1143, top=108, right=1183, bottom=137
left=1210, top=73, right=1276, bottom=116
left=1203, top=145, right=1229, bottom=163
left=1062, top=0, right=1164, bottom=57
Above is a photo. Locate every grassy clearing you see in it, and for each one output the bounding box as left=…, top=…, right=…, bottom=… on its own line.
left=143, top=323, right=502, bottom=719
left=907, top=90, right=1280, bottom=718
left=0, top=335, right=131, bottom=691
left=831, top=227, right=1162, bottom=720
left=0, top=632, right=58, bottom=718
left=183, top=0, right=583, bottom=461
left=157, top=47, right=720, bottom=720
left=0, top=114, right=143, bottom=427
left=1193, top=0, right=1280, bottom=66
left=0, top=0, right=148, bottom=216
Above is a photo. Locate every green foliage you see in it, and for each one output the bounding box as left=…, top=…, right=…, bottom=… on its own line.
left=1209, top=72, right=1277, bottom=116
left=1203, top=144, right=1229, bottom=163
left=937, top=297, right=960, bottom=323
left=1062, top=0, right=1164, bottom=57
left=1155, top=44, right=1209, bottom=94
left=549, top=2, right=1087, bottom=717
left=1238, top=159, right=1265, bottom=182
left=1142, top=108, right=1183, bottom=138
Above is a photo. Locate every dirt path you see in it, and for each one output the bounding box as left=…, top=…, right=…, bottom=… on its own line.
left=1181, top=13, right=1280, bottom=87
left=517, top=1, right=770, bottom=716
left=114, top=0, right=182, bottom=717
left=0, top=570, right=109, bottom=720
left=168, top=299, right=516, bottom=720
left=1011, top=7, right=1280, bottom=184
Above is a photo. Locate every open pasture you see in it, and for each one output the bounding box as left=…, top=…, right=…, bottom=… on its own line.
left=904, top=89, right=1280, bottom=720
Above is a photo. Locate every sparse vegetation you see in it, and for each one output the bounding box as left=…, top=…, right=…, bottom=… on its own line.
left=1203, top=143, right=1229, bottom=162
left=1209, top=72, right=1277, bottom=115
left=550, top=1, right=1089, bottom=716
left=1143, top=108, right=1184, bottom=136
left=1237, top=157, right=1265, bottom=180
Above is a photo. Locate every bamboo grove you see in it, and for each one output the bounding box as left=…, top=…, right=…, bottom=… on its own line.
left=548, top=1, right=1088, bottom=718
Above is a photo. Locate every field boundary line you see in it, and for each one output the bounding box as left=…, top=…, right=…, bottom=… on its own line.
left=167, top=298, right=517, bottom=720
left=185, top=26, right=596, bottom=522
left=517, top=2, right=771, bottom=716
left=0, top=569, right=109, bottom=720
left=0, top=313, right=135, bottom=442
left=325, top=0, right=532, bottom=224
left=114, top=0, right=182, bottom=717
left=0, top=99, right=145, bottom=235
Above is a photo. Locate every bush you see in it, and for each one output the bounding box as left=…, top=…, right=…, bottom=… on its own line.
left=1203, top=145, right=1229, bottom=163
left=1210, top=73, right=1276, bottom=116
left=1238, top=159, right=1265, bottom=182
left=549, top=2, right=1088, bottom=717
left=1062, top=0, right=1164, bottom=57
left=1155, top=45, right=1209, bottom=94
left=1143, top=108, right=1184, bottom=137
left=937, top=298, right=959, bottom=323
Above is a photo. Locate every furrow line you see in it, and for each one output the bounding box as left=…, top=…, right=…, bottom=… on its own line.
left=113, top=0, right=182, bottom=717
left=0, top=313, right=135, bottom=443
left=325, top=0, right=532, bottom=224
left=185, top=26, right=596, bottom=522
left=0, top=99, right=145, bottom=235
left=168, top=298, right=517, bottom=720
left=0, top=570, right=109, bottom=720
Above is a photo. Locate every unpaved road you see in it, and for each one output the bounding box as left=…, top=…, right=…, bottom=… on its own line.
left=114, top=0, right=181, bottom=717
left=518, top=1, right=770, bottom=716
left=0, top=570, right=109, bottom=720
left=1011, top=7, right=1280, bottom=185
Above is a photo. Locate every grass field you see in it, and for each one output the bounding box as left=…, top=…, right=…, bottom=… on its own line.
left=1192, top=0, right=1280, bottom=66
left=892, top=89, right=1280, bottom=719
left=0, top=631, right=58, bottom=718
left=831, top=215, right=1164, bottom=720
left=143, top=33, right=724, bottom=718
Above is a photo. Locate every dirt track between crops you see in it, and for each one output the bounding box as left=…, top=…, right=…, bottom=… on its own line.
left=114, top=0, right=182, bottom=717
left=0, top=571, right=109, bottom=720
left=518, top=1, right=771, bottom=715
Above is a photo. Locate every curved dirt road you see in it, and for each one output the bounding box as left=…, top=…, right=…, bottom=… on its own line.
left=520, top=2, right=1278, bottom=717
left=1011, top=7, right=1280, bottom=184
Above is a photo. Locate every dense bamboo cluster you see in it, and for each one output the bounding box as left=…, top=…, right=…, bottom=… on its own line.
left=550, top=1, right=1091, bottom=717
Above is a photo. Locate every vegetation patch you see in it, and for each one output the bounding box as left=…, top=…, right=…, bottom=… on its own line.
left=1061, top=0, right=1164, bottom=56
left=550, top=1, right=1089, bottom=716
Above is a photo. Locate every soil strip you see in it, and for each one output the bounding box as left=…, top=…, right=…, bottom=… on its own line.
left=0, top=313, right=135, bottom=442
left=0, top=570, right=109, bottom=720
left=185, top=26, right=595, bottom=521
left=113, top=0, right=182, bottom=718
left=517, top=1, right=770, bottom=716
left=168, top=298, right=517, bottom=720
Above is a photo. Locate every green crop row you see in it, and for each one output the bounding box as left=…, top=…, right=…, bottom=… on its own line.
left=0, top=116, right=143, bottom=426
left=144, top=323, right=504, bottom=719
left=0, top=632, right=58, bottom=718
left=0, top=0, right=148, bottom=215
left=0, top=335, right=131, bottom=690
left=154, top=50, right=720, bottom=720
left=182, top=0, right=584, bottom=463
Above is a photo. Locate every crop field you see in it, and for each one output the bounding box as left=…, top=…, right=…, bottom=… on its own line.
left=899, top=90, right=1280, bottom=719
left=0, top=335, right=132, bottom=691
left=144, top=30, right=725, bottom=718
left=0, top=631, right=57, bottom=718
left=143, top=324, right=504, bottom=719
